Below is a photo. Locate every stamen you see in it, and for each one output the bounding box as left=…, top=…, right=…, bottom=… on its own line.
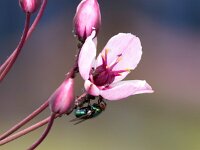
left=101, top=53, right=105, bottom=60
left=101, top=53, right=106, bottom=66
left=101, top=48, right=109, bottom=67
left=116, top=55, right=122, bottom=63
left=125, top=68, right=131, bottom=72
left=104, top=48, right=110, bottom=66
left=113, top=68, right=131, bottom=76
left=109, top=53, right=123, bottom=70
left=105, top=48, right=110, bottom=56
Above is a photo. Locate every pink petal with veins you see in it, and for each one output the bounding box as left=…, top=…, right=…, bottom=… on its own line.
left=78, top=31, right=97, bottom=80
left=84, top=80, right=100, bottom=96
left=96, top=33, right=142, bottom=72
left=100, top=80, right=153, bottom=101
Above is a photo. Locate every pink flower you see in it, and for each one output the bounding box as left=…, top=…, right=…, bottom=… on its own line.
left=78, top=31, right=154, bottom=101
left=49, top=78, right=75, bottom=114
left=73, top=0, right=101, bottom=41
left=19, top=0, right=41, bottom=13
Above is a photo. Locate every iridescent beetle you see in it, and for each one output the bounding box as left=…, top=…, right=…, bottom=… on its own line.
left=71, top=96, right=106, bottom=124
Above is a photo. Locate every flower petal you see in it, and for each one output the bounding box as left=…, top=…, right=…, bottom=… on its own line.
left=78, top=31, right=97, bottom=80
left=100, top=80, right=153, bottom=101
left=96, top=33, right=142, bottom=72
left=84, top=80, right=100, bottom=96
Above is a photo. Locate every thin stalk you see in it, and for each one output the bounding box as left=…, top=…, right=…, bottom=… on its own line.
left=67, top=42, right=84, bottom=78
left=0, top=13, right=31, bottom=82
left=27, top=0, right=48, bottom=39
left=0, top=101, right=49, bottom=141
left=0, top=92, right=87, bottom=145
left=27, top=113, right=56, bottom=150
left=0, top=115, right=58, bottom=146
left=0, top=0, right=48, bottom=81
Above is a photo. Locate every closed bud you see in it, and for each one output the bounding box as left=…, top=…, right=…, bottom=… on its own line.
left=49, top=78, right=75, bottom=115
left=73, top=0, right=101, bottom=42
left=19, top=0, right=41, bottom=13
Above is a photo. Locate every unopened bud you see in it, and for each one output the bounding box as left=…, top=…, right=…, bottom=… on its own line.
left=73, top=0, right=101, bottom=42
left=49, top=78, right=75, bottom=115
left=19, top=0, right=41, bottom=13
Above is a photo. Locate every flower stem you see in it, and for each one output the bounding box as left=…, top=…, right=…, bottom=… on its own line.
left=0, top=114, right=58, bottom=146
left=0, top=0, right=48, bottom=82
left=67, top=42, right=84, bottom=79
left=27, top=113, right=56, bottom=150
left=26, top=0, right=48, bottom=40
left=0, top=92, right=88, bottom=145
left=0, top=101, right=49, bottom=141
left=0, top=13, right=31, bottom=82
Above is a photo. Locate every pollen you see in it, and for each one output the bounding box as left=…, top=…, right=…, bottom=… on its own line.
left=101, top=48, right=110, bottom=58
left=125, top=68, right=131, bottom=72
left=105, top=48, right=110, bottom=55
left=116, top=56, right=122, bottom=62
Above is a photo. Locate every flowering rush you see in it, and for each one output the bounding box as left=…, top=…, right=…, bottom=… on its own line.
left=78, top=31, right=153, bottom=100
left=0, top=0, right=154, bottom=149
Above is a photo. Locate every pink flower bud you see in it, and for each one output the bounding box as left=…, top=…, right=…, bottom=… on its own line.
left=19, top=0, right=41, bottom=13
left=73, top=0, right=101, bottom=42
left=49, top=78, right=75, bottom=115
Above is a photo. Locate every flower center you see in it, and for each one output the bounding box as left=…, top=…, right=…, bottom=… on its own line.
left=91, top=49, right=130, bottom=86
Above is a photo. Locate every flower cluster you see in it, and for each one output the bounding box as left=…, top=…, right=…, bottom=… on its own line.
left=0, top=0, right=153, bottom=149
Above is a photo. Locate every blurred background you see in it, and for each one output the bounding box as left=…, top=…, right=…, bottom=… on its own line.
left=0, top=0, right=200, bottom=150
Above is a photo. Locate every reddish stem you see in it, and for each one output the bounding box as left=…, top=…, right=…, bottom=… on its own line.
left=27, top=113, right=56, bottom=150
left=0, top=13, right=31, bottom=82
left=0, top=0, right=48, bottom=82
left=0, top=101, right=49, bottom=141
left=0, top=115, right=58, bottom=146
left=66, top=42, right=84, bottom=79
left=26, top=0, right=48, bottom=39
left=0, top=93, right=88, bottom=146
left=0, top=57, right=11, bottom=75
